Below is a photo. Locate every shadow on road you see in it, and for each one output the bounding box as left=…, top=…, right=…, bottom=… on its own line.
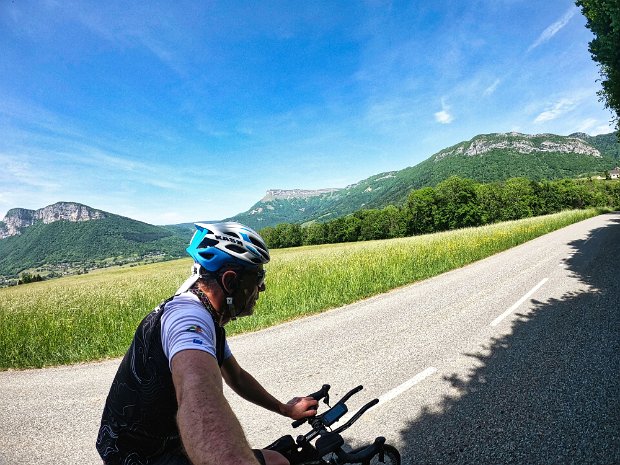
left=398, top=215, right=620, bottom=464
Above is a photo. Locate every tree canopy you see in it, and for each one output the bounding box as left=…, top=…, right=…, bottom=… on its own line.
left=576, top=0, right=620, bottom=130
left=260, top=176, right=620, bottom=250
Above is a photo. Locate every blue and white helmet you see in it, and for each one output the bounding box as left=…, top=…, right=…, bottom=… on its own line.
left=187, top=221, right=270, bottom=271
left=177, top=222, right=269, bottom=294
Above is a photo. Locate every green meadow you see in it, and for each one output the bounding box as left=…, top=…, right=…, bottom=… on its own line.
left=0, top=209, right=604, bottom=370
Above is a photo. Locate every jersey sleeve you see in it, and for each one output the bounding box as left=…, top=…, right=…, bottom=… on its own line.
left=160, top=293, right=232, bottom=369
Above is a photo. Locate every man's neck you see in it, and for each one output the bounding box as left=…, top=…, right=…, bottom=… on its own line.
left=190, top=286, right=226, bottom=326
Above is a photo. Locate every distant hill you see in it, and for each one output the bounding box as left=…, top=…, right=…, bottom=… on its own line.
left=2, top=132, right=618, bottom=284
left=227, top=132, right=620, bottom=229
left=0, top=202, right=187, bottom=283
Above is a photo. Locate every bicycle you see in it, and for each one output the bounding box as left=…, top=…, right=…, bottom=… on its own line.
left=264, top=384, right=401, bottom=465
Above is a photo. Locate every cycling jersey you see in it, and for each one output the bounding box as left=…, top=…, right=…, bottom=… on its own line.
left=96, top=292, right=229, bottom=465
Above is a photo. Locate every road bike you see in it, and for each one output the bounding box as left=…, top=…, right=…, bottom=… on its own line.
left=264, top=384, right=401, bottom=465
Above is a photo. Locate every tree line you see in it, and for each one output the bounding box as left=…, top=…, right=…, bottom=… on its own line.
left=259, top=176, right=620, bottom=249
left=576, top=0, right=620, bottom=131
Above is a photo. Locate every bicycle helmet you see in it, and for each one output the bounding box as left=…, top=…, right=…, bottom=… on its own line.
left=176, top=222, right=270, bottom=294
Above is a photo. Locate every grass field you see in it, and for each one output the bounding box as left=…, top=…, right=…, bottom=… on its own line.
left=0, top=209, right=605, bottom=370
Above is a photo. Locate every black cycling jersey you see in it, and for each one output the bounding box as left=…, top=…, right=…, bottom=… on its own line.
left=96, top=296, right=227, bottom=465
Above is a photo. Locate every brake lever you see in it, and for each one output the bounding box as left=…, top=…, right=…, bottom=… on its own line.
left=292, top=384, right=331, bottom=428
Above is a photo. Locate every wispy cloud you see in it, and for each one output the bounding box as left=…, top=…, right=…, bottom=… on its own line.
left=434, top=99, right=454, bottom=124
left=577, top=118, right=615, bottom=135
left=528, top=6, right=577, bottom=52
left=0, top=152, right=61, bottom=190
left=364, top=97, right=417, bottom=130
left=534, top=98, right=577, bottom=123
left=483, top=79, right=501, bottom=96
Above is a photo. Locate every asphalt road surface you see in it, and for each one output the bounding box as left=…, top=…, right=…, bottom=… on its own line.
left=1, top=213, right=619, bottom=465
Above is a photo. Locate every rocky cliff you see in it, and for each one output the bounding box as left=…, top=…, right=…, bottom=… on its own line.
left=260, top=188, right=341, bottom=202
left=0, top=202, right=107, bottom=239
left=435, top=132, right=602, bottom=161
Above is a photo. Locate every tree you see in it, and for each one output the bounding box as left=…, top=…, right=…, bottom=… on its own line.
left=475, top=182, right=504, bottom=224
left=576, top=0, right=620, bottom=130
left=356, top=208, right=404, bottom=241
left=434, top=177, right=482, bottom=230
left=501, top=178, right=536, bottom=220
left=18, top=272, right=44, bottom=285
left=405, top=187, right=438, bottom=234
left=302, top=222, right=326, bottom=245
left=325, top=217, right=360, bottom=243
left=276, top=223, right=303, bottom=248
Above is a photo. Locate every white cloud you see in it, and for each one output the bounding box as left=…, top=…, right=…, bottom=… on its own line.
left=528, top=6, right=577, bottom=52
left=0, top=152, right=60, bottom=190
left=483, top=79, right=501, bottom=96
left=591, top=123, right=615, bottom=135
left=573, top=118, right=612, bottom=135
left=434, top=99, right=454, bottom=124
left=534, top=98, right=577, bottom=123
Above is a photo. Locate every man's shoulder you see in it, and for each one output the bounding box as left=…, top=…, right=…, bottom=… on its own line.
left=161, top=292, right=215, bottom=330
left=164, top=292, right=202, bottom=312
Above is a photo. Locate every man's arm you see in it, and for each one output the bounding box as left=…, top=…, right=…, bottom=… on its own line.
left=221, top=356, right=318, bottom=420
left=172, top=349, right=260, bottom=465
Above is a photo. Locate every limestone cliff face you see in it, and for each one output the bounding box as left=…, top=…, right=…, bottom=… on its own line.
left=260, top=188, right=341, bottom=202
left=0, top=202, right=107, bottom=239
left=435, top=133, right=602, bottom=161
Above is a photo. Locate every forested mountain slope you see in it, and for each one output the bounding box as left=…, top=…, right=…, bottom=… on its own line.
left=0, top=203, right=186, bottom=282
left=228, top=132, right=619, bottom=230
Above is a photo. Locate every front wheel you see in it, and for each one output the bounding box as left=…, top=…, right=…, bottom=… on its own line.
left=368, top=444, right=400, bottom=465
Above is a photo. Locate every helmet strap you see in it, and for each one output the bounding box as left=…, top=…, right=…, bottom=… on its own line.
left=226, top=296, right=238, bottom=321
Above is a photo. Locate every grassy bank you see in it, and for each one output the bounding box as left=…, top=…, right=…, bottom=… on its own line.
left=0, top=209, right=605, bottom=370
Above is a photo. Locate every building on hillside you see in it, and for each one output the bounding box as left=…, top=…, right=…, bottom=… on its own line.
left=609, top=167, right=620, bottom=180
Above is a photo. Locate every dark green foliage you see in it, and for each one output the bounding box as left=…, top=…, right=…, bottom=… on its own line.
left=259, top=223, right=303, bottom=249
left=406, top=187, right=439, bottom=234
left=18, top=272, right=44, bottom=284
left=0, top=215, right=188, bottom=277
left=302, top=222, right=327, bottom=245
left=260, top=177, right=620, bottom=249
left=576, top=0, right=620, bottom=130
left=584, top=132, right=620, bottom=158
left=433, top=177, right=482, bottom=230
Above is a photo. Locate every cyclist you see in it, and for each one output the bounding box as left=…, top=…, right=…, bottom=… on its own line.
left=96, top=222, right=318, bottom=465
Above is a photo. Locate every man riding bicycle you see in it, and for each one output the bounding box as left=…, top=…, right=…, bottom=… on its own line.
left=96, top=222, right=318, bottom=465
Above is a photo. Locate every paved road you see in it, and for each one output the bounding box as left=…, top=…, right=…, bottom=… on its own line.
left=1, top=213, right=618, bottom=465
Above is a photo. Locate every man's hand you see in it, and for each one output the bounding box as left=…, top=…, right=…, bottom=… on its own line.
left=281, top=396, right=319, bottom=420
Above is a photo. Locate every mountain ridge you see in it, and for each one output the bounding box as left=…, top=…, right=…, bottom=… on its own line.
left=226, top=131, right=619, bottom=229
left=2, top=130, right=618, bottom=284
left=0, top=204, right=188, bottom=284
left=0, top=202, right=108, bottom=239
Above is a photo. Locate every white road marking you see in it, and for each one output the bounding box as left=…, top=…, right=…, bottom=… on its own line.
left=490, top=278, right=548, bottom=327
left=376, top=366, right=438, bottom=405
left=336, top=367, right=438, bottom=424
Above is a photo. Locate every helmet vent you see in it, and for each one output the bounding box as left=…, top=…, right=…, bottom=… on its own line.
left=198, top=238, right=218, bottom=249
left=225, top=244, right=246, bottom=254
left=249, top=236, right=266, bottom=249
left=224, top=231, right=241, bottom=239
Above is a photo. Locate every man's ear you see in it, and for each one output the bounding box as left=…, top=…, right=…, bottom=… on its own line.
left=221, top=270, right=238, bottom=293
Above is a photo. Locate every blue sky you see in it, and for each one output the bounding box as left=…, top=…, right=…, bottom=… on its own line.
left=0, top=0, right=615, bottom=225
